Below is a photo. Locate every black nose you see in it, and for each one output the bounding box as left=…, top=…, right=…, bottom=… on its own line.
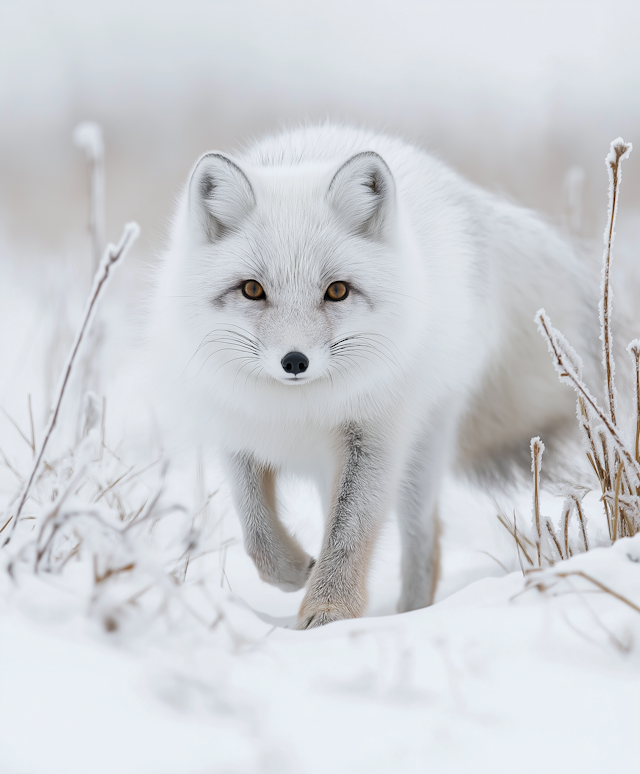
left=281, top=351, right=309, bottom=375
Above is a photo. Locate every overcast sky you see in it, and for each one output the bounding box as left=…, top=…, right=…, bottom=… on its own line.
left=2, top=0, right=639, bottom=246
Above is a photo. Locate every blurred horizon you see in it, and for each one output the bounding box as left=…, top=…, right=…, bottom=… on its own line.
left=2, top=0, right=640, bottom=261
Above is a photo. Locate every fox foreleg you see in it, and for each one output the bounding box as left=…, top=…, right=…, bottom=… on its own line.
left=226, top=453, right=315, bottom=592
left=297, top=424, right=390, bottom=629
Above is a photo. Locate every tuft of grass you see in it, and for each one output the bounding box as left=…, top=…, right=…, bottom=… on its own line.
left=2, top=224, right=139, bottom=547
left=502, top=139, right=640, bottom=567
left=0, top=128, right=234, bottom=640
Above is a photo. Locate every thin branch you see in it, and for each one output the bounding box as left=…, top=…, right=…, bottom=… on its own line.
left=531, top=437, right=544, bottom=566
left=537, top=310, right=640, bottom=483
left=0, top=446, right=24, bottom=484
left=628, top=341, right=640, bottom=465
left=561, top=498, right=573, bottom=559
left=0, top=406, right=33, bottom=452
left=74, top=122, right=105, bottom=274
left=123, top=460, right=168, bottom=531
left=612, top=463, right=623, bottom=542
left=571, top=495, right=589, bottom=552
left=93, top=465, right=135, bottom=503
left=2, top=223, right=139, bottom=547
left=28, top=394, right=35, bottom=457
left=601, top=138, right=632, bottom=428
left=552, top=570, right=640, bottom=615
left=545, top=518, right=563, bottom=562
left=497, top=510, right=535, bottom=568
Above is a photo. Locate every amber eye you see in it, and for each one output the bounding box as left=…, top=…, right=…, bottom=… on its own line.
left=242, top=280, right=265, bottom=300
left=325, top=281, right=349, bottom=302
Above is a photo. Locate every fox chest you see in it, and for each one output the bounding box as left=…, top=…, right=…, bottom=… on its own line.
left=216, top=407, right=339, bottom=474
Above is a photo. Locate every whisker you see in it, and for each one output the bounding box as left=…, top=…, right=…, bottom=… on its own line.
left=330, top=344, right=400, bottom=381
left=200, top=354, right=257, bottom=381
left=330, top=332, right=404, bottom=371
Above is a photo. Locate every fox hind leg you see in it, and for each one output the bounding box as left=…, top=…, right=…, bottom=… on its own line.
left=397, top=411, right=455, bottom=613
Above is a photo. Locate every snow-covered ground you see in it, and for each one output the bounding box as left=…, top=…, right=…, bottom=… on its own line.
left=1, top=237, right=640, bottom=774
left=3, top=536, right=640, bottom=774
left=3, top=2, right=640, bottom=763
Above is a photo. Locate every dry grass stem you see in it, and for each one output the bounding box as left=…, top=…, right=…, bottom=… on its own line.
left=2, top=223, right=139, bottom=547
left=497, top=511, right=535, bottom=569
left=531, top=437, right=544, bottom=566
left=537, top=311, right=640, bottom=483
left=561, top=499, right=572, bottom=559
left=529, top=569, right=640, bottom=616
left=501, top=138, right=639, bottom=564
left=28, top=395, right=35, bottom=457
left=1, top=406, right=34, bottom=453
left=628, top=341, right=640, bottom=463
left=74, top=122, right=105, bottom=274
left=545, top=518, right=563, bottom=562
left=601, top=139, right=632, bottom=428
left=612, top=463, right=623, bottom=542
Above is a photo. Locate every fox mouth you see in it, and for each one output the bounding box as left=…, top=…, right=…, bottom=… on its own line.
left=281, top=375, right=311, bottom=384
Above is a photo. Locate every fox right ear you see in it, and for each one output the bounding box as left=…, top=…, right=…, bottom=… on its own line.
left=327, top=151, right=396, bottom=240
left=188, top=153, right=255, bottom=242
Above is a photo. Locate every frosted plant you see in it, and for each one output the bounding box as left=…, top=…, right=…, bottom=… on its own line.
left=73, top=122, right=108, bottom=436
left=73, top=121, right=105, bottom=273
left=0, top=130, right=242, bottom=641
left=600, top=139, right=632, bottom=429
left=512, top=138, right=640, bottom=566
left=2, top=224, right=139, bottom=547
left=0, top=226, right=234, bottom=637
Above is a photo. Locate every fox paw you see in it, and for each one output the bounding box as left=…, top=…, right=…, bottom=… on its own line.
left=257, top=555, right=315, bottom=593
left=296, top=601, right=356, bottom=630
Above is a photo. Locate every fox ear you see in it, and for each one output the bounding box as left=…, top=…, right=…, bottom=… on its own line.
left=327, top=151, right=396, bottom=239
left=188, top=153, right=255, bottom=242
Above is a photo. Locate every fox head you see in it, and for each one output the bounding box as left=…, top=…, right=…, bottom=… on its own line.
left=161, top=148, right=423, bottom=422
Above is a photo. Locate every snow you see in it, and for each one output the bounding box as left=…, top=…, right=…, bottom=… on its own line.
left=1, top=223, right=640, bottom=773
left=1, top=42, right=640, bottom=766
left=2, top=532, right=640, bottom=773
left=1, top=254, right=640, bottom=774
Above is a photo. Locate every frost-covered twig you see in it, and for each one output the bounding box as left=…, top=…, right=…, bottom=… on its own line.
left=601, top=138, right=632, bottom=428
left=545, top=518, right=563, bottom=562
left=536, top=310, right=640, bottom=483
left=561, top=498, right=573, bottom=559
left=496, top=511, right=535, bottom=570
left=74, top=122, right=105, bottom=274
left=571, top=494, right=589, bottom=552
left=628, top=340, right=640, bottom=464
left=531, top=437, right=544, bottom=566
left=2, top=223, right=139, bottom=546
left=612, top=463, right=623, bottom=542
left=526, top=569, right=640, bottom=615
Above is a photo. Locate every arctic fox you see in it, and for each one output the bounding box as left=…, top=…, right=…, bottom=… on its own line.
left=152, top=125, right=596, bottom=628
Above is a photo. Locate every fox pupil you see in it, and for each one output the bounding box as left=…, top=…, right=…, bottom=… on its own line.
left=242, top=280, right=264, bottom=300
left=326, top=282, right=348, bottom=301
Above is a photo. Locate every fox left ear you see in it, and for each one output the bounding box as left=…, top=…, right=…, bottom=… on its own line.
left=188, top=152, right=256, bottom=243
left=327, top=151, right=396, bottom=240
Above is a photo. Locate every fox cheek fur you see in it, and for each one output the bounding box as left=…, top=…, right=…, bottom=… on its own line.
left=151, top=126, right=596, bottom=629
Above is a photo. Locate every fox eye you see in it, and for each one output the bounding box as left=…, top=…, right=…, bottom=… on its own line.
left=325, top=281, right=349, bottom=302
left=242, top=280, right=266, bottom=300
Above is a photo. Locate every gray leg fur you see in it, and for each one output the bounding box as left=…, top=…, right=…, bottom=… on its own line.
left=397, top=410, right=456, bottom=612
left=298, top=424, right=390, bottom=629
left=226, top=452, right=315, bottom=592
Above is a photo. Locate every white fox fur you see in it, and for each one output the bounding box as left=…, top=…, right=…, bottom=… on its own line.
left=151, top=125, right=597, bottom=628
